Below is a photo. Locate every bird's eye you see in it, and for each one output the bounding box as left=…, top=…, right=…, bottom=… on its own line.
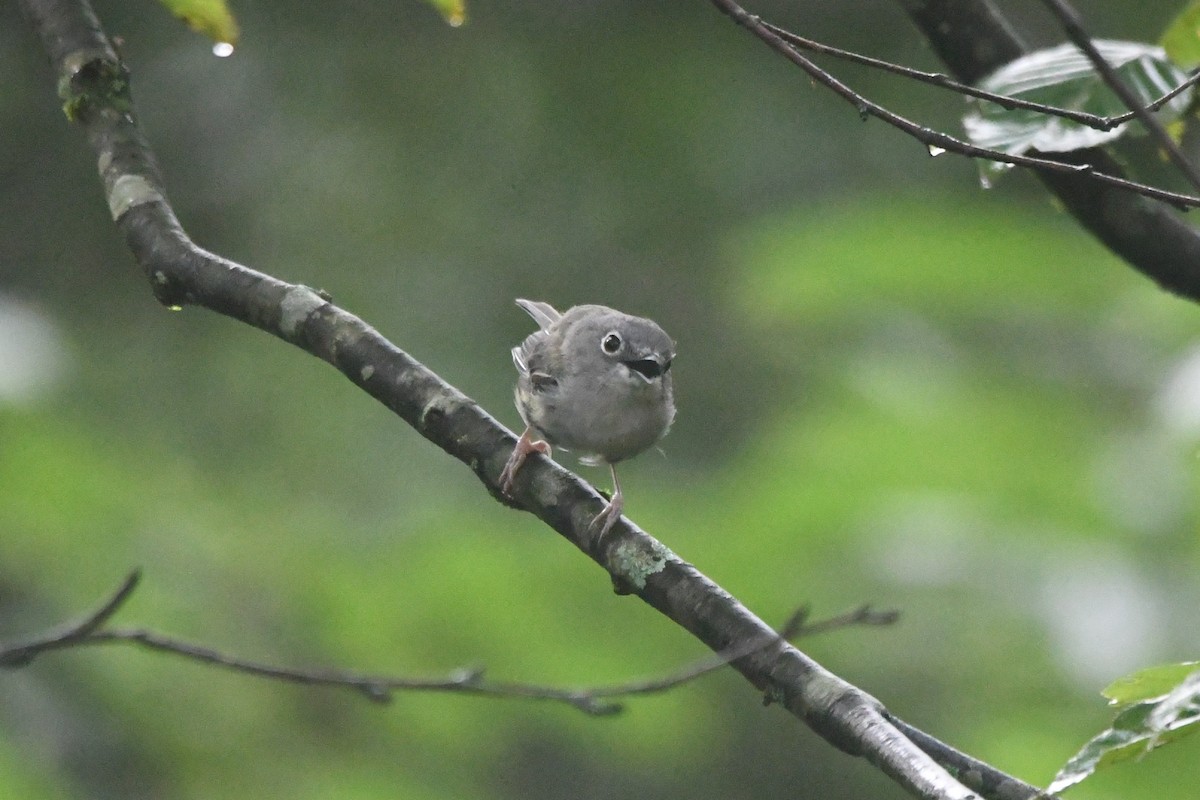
left=601, top=332, right=623, bottom=354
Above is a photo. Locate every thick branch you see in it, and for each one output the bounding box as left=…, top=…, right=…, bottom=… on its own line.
left=899, top=0, right=1200, bottom=301
left=18, top=0, right=1048, bottom=797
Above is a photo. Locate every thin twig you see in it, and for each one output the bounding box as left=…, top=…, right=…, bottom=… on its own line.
left=790, top=603, right=900, bottom=638
left=710, top=0, right=1200, bottom=209
left=1039, top=0, right=1200, bottom=192
left=0, top=571, right=897, bottom=715
left=77, top=628, right=626, bottom=713
left=0, top=568, right=142, bottom=667
left=571, top=604, right=900, bottom=706
left=762, top=20, right=1200, bottom=132
left=1108, top=71, right=1200, bottom=125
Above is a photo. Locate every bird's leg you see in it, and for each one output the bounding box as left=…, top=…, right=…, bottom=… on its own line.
left=588, top=463, right=624, bottom=544
left=499, top=427, right=551, bottom=495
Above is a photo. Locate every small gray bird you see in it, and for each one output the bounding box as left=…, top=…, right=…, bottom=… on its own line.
left=499, top=299, right=676, bottom=541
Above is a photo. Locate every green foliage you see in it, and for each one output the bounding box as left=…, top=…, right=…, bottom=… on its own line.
left=962, top=41, right=1192, bottom=183
left=1161, top=1, right=1200, bottom=68
left=156, top=0, right=240, bottom=45
left=1051, top=665, right=1200, bottom=792
left=151, top=0, right=466, bottom=46
left=424, top=0, right=466, bottom=27
left=1104, top=662, right=1200, bottom=703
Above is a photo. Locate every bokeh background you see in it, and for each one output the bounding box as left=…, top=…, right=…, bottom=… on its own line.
left=3, top=0, right=1200, bottom=797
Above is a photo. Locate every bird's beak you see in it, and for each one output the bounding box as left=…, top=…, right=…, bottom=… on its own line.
left=623, top=354, right=672, bottom=381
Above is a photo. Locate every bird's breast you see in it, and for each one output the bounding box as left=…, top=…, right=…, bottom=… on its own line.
left=523, top=372, right=673, bottom=463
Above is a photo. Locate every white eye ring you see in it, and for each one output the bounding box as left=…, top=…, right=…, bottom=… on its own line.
left=601, top=331, right=623, bottom=355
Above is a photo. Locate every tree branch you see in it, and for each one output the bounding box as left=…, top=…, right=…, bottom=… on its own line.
left=886, top=716, right=1056, bottom=800
left=760, top=20, right=1200, bottom=133
left=1037, top=0, right=1200, bottom=192
left=899, top=0, right=1200, bottom=301
left=709, top=0, right=1200, bottom=209
left=713, top=0, right=1200, bottom=299
left=0, top=572, right=899, bottom=716
left=16, top=0, right=1056, bottom=796
left=0, top=569, right=142, bottom=668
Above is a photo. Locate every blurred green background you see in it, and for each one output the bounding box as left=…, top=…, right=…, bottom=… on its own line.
left=3, top=0, right=1200, bottom=797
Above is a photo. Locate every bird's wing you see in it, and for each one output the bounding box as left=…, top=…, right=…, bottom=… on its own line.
left=514, top=328, right=560, bottom=393
left=511, top=344, right=529, bottom=375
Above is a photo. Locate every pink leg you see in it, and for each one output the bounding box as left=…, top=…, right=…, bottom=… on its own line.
left=499, top=427, right=551, bottom=495
left=588, top=463, right=624, bottom=544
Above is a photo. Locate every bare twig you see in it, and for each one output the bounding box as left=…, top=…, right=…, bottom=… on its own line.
left=579, top=604, right=900, bottom=705
left=711, top=0, right=1200, bottom=209
left=789, top=603, right=900, bottom=638
left=1109, top=71, right=1200, bottom=125
left=761, top=20, right=1200, bottom=132
left=1039, top=0, right=1200, bottom=193
left=0, top=568, right=142, bottom=667
left=0, top=572, right=897, bottom=716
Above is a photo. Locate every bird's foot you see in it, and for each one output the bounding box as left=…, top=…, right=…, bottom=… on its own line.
left=499, top=428, right=550, bottom=496
left=587, top=493, right=624, bottom=548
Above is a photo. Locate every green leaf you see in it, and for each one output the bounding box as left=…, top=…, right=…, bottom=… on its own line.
left=1048, top=667, right=1200, bottom=793
left=156, top=0, right=240, bottom=46
left=424, top=0, right=467, bottom=26
left=962, top=40, right=1192, bottom=184
left=1161, top=1, right=1200, bottom=69
left=1103, top=662, right=1200, bottom=705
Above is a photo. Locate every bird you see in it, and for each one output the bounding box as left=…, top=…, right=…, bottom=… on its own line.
left=498, top=299, right=676, bottom=542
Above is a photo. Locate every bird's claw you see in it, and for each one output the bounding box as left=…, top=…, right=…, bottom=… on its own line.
left=499, top=429, right=550, bottom=496
left=587, top=495, right=624, bottom=548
